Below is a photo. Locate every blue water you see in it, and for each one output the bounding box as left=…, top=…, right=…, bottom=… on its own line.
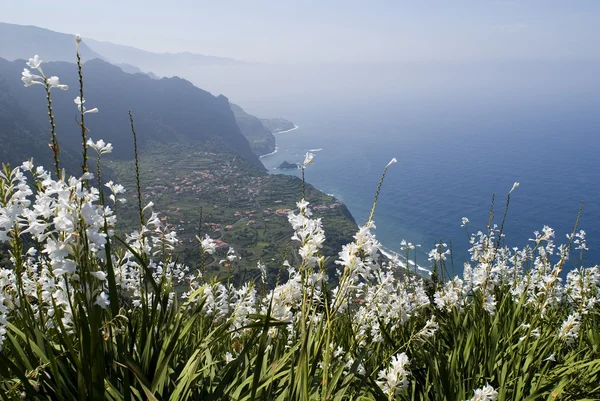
left=260, top=102, right=600, bottom=272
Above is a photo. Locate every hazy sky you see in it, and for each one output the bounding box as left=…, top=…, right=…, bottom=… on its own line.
left=1, top=0, right=599, bottom=63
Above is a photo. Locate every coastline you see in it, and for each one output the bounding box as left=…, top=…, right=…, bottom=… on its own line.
left=259, top=125, right=298, bottom=159
left=379, top=247, right=432, bottom=276
left=262, top=121, right=431, bottom=276
left=259, top=146, right=278, bottom=159
left=273, top=125, right=299, bottom=134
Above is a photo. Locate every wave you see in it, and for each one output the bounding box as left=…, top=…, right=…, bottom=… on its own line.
left=308, top=148, right=323, bottom=152
left=379, top=247, right=432, bottom=276
left=274, top=125, right=299, bottom=134
left=259, top=147, right=278, bottom=158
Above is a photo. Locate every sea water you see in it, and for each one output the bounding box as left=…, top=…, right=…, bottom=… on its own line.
left=259, top=101, right=600, bottom=274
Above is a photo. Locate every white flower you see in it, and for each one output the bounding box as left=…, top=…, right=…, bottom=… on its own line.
left=26, top=55, right=42, bottom=70
left=47, top=76, right=68, bottom=90
left=428, top=243, right=450, bottom=262
left=558, top=313, right=580, bottom=346
left=257, top=261, right=267, bottom=284
left=417, top=317, right=439, bottom=339
left=385, top=157, right=397, bottom=168
left=75, top=33, right=82, bottom=44
left=302, top=152, right=314, bottom=167
left=95, top=292, right=110, bottom=309
left=461, top=217, right=470, bottom=227
left=376, top=352, right=410, bottom=398
left=198, top=234, right=216, bottom=255
left=74, top=96, right=98, bottom=114
left=224, top=352, right=234, bottom=363
left=142, top=201, right=154, bottom=213
left=544, top=354, right=556, bottom=362
left=105, top=181, right=126, bottom=204
left=400, top=239, right=416, bottom=251
left=21, top=68, right=43, bottom=87
left=21, top=160, right=34, bottom=171
left=90, top=271, right=107, bottom=281
left=468, top=384, right=498, bottom=401
left=509, top=182, right=520, bottom=194
left=87, top=139, right=113, bottom=155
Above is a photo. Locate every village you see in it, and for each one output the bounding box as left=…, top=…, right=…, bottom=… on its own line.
left=110, top=144, right=355, bottom=281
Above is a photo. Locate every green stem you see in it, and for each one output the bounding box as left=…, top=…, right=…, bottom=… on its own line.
left=76, top=51, right=88, bottom=175
left=44, top=81, right=60, bottom=177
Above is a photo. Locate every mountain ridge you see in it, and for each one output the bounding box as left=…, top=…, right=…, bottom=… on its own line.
left=0, top=57, right=264, bottom=170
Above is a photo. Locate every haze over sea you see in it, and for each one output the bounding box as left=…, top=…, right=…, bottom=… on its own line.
left=258, top=76, right=600, bottom=273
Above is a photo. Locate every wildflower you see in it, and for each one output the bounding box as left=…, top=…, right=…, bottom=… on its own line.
left=376, top=352, right=410, bottom=398
left=544, top=354, right=556, bottom=362
left=26, top=55, right=42, bottom=71
left=21, top=68, right=44, bottom=87
left=90, top=271, right=107, bottom=281
left=434, top=277, right=466, bottom=312
left=21, top=160, right=34, bottom=171
left=302, top=152, right=314, bottom=167
left=483, top=293, right=497, bottom=316
left=385, top=157, right=397, bottom=168
left=74, top=96, right=98, bottom=114
left=568, top=230, right=589, bottom=251
left=468, top=384, right=498, bottom=401
left=86, top=139, right=113, bottom=155
left=75, top=33, right=82, bottom=44
left=142, top=201, right=154, bottom=213
left=257, top=261, right=267, bottom=284
left=400, top=239, right=416, bottom=251
left=509, top=182, right=520, bottom=194
left=288, top=200, right=325, bottom=267
left=428, top=243, right=450, bottom=262
left=198, top=234, right=216, bottom=255
left=224, top=352, right=234, bottom=363
left=461, top=217, right=470, bottom=227
left=95, top=292, right=110, bottom=309
left=558, top=313, right=580, bottom=346
left=417, top=317, right=439, bottom=339
left=105, top=181, right=126, bottom=204
left=47, top=76, right=68, bottom=90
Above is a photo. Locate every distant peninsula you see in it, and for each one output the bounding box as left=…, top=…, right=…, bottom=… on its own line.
left=260, top=118, right=296, bottom=133
left=277, top=161, right=300, bottom=170
left=231, top=104, right=295, bottom=157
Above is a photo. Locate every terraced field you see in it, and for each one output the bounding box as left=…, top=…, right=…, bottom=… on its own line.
left=108, top=141, right=357, bottom=285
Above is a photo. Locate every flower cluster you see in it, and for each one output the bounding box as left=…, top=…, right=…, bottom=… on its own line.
left=376, top=352, right=410, bottom=399
left=467, top=384, right=498, bottom=401
left=21, top=55, right=68, bottom=90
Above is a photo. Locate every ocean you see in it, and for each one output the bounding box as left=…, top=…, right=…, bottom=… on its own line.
left=259, top=101, right=600, bottom=274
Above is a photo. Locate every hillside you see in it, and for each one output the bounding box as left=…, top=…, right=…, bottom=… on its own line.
left=109, top=142, right=356, bottom=282
left=0, top=57, right=264, bottom=169
left=230, top=103, right=276, bottom=156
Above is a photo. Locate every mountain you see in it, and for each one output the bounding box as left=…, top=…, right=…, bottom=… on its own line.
left=0, top=22, right=104, bottom=63
left=84, top=38, right=246, bottom=73
left=230, top=104, right=276, bottom=156
left=0, top=57, right=264, bottom=170
left=0, top=22, right=245, bottom=80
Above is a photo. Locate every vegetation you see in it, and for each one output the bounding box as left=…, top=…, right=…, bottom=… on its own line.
left=1, top=37, right=599, bottom=401
left=230, top=103, right=277, bottom=157
left=107, top=141, right=356, bottom=286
